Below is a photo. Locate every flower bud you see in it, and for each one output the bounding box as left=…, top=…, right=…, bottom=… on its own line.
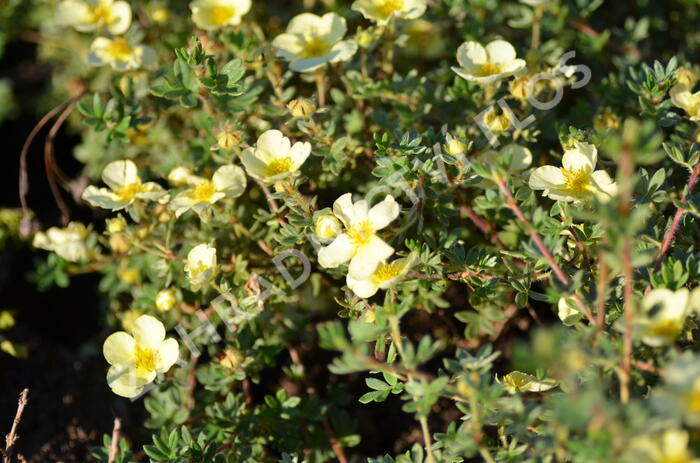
left=220, top=348, right=244, bottom=370
left=509, top=76, right=530, bottom=100
left=150, top=7, right=169, bottom=23
left=445, top=138, right=466, bottom=155
left=287, top=98, right=317, bottom=118
left=168, top=166, right=192, bottom=187
left=217, top=129, right=241, bottom=149
left=121, top=310, right=142, bottom=332
left=315, top=215, right=342, bottom=241
left=356, top=28, right=375, bottom=49
left=677, top=67, right=698, bottom=87
left=593, top=110, right=620, bottom=132
left=485, top=108, right=510, bottom=133
left=109, top=234, right=130, bottom=253
left=117, top=267, right=140, bottom=284
left=155, top=289, right=177, bottom=312
left=106, top=216, right=126, bottom=235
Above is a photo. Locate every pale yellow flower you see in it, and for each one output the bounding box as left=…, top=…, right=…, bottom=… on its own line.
left=670, top=83, right=700, bottom=121
left=528, top=142, right=617, bottom=203
left=401, top=19, right=445, bottom=59
left=315, top=215, right=342, bottom=241
left=169, top=165, right=246, bottom=218
left=103, top=314, right=179, bottom=398
left=352, top=0, right=427, bottom=25
left=318, top=194, right=400, bottom=279
left=452, top=40, right=526, bottom=85
left=557, top=296, right=582, bottom=326
left=185, top=244, right=217, bottom=291
left=478, top=143, right=532, bottom=185
left=288, top=98, right=317, bottom=118
left=272, top=13, right=358, bottom=72
left=628, top=429, right=700, bottom=463
left=445, top=137, right=466, bottom=156
left=637, top=288, right=696, bottom=347
left=240, top=130, right=311, bottom=183
left=56, top=0, right=131, bottom=35
left=87, top=37, right=157, bottom=71
left=346, top=252, right=416, bottom=298
left=497, top=371, right=557, bottom=394
left=190, top=0, right=251, bottom=30
left=82, top=160, right=166, bottom=211
left=32, top=222, right=89, bottom=262
left=677, top=67, right=698, bottom=87
left=155, top=289, right=177, bottom=312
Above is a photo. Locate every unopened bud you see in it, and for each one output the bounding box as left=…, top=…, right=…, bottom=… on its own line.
left=106, top=216, right=126, bottom=235
left=287, top=98, right=317, bottom=118
left=155, top=289, right=177, bottom=312
left=509, top=76, right=530, bottom=100
left=217, top=129, right=241, bottom=149
left=445, top=138, right=466, bottom=155
left=485, top=108, right=510, bottom=133
left=315, top=215, right=342, bottom=241
left=677, top=67, right=698, bottom=87
left=593, top=110, right=620, bottom=132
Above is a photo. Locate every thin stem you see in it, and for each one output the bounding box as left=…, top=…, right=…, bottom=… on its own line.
left=3, top=389, right=29, bottom=463
left=419, top=416, right=436, bottom=463
left=315, top=68, right=326, bottom=107
left=531, top=6, right=544, bottom=50
left=496, top=178, right=596, bottom=325
left=107, top=418, right=122, bottom=463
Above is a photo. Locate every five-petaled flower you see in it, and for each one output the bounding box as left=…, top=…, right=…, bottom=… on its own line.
left=452, top=40, right=526, bottom=85
left=103, top=314, right=179, bottom=398
left=82, top=160, right=167, bottom=211
left=528, top=142, right=617, bottom=203
left=272, top=12, right=358, bottom=72
left=169, top=165, right=247, bottom=219
left=347, top=252, right=416, bottom=298
left=241, top=129, right=311, bottom=183
left=190, top=0, right=251, bottom=30
left=351, top=0, right=427, bottom=25
left=185, top=244, right=217, bottom=291
left=637, top=288, right=700, bottom=347
left=318, top=193, right=400, bottom=279
left=32, top=222, right=89, bottom=262
left=56, top=0, right=132, bottom=35
left=87, top=36, right=157, bottom=71
left=670, top=83, right=700, bottom=121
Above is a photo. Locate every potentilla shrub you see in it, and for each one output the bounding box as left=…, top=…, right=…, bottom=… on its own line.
left=9, top=0, right=700, bottom=461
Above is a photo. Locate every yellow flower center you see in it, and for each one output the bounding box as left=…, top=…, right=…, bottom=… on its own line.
left=301, top=36, right=332, bottom=59
left=134, top=346, right=156, bottom=373
left=90, top=3, right=114, bottom=25
left=476, top=62, right=503, bottom=77
left=107, top=38, right=134, bottom=61
left=648, top=318, right=682, bottom=340
left=561, top=168, right=593, bottom=196
left=372, top=262, right=401, bottom=283
left=504, top=373, right=530, bottom=391
left=208, top=5, right=236, bottom=26
left=265, top=157, right=294, bottom=176
left=115, top=181, right=144, bottom=201
left=660, top=453, right=692, bottom=463
left=346, top=221, right=375, bottom=246
left=686, top=386, right=700, bottom=413
left=376, top=0, right=405, bottom=19
left=189, top=181, right=218, bottom=203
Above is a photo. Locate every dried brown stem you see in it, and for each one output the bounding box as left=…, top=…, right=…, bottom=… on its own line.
left=3, top=389, right=29, bottom=463
left=107, top=418, right=121, bottom=463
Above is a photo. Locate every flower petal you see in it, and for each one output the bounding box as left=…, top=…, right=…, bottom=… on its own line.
left=107, top=1, right=132, bottom=35
left=368, top=195, right=400, bottom=230
left=562, top=142, right=597, bottom=171
left=213, top=164, right=247, bottom=198
left=102, top=160, right=139, bottom=190
left=348, top=236, right=394, bottom=279
left=289, top=141, right=312, bottom=171
left=318, top=233, right=356, bottom=269
left=130, top=315, right=166, bottom=350
left=107, top=364, right=149, bottom=398
left=529, top=166, right=565, bottom=190
left=347, top=273, right=380, bottom=298
left=456, top=41, right=487, bottom=72
left=333, top=193, right=355, bottom=228
left=103, top=331, right=136, bottom=366
left=156, top=338, right=179, bottom=373
left=485, top=40, right=517, bottom=64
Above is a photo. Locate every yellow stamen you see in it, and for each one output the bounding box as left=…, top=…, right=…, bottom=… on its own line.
left=561, top=168, right=593, bottom=196
left=90, top=3, right=114, bottom=25
left=106, top=38, right=134, bottom=61
left=346, top=221, right=375, bottom=246
left=189, top=181, right=218, bottom=203
left=475, top=62, right=502, bottom=77
left=265, top=157, right=294, bottom=176
left=134, top=346, right=156, bottom=373
left=301, top=36, right=331, bottom=59
left=208, top=5, right=236, bottom=26
left=648, top=319, right=682, bottom=340
left=372, top=263, right=401, bottom=283
left=115, top=181, right=144, bottom=201
left=376, top=0, right=405, bottom=19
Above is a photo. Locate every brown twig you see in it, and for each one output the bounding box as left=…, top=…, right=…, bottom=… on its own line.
left=3, top=389, right=29, bottom=463
left=652, top=163, right=700, bottom=270
left=496, top=178, right=596, bottom=325
left=568, top=19, right=645, bottom=60
left=322, top=419, right=348, bottom=463
left=19, top=98, right=74, bottom=230
left=459, top=205, right=507, bottom=248
left=44, top=99, right=79, bottom=225
left=254, top=179, right=287, bottom=226
left=107, top=418, right=121, bottom=463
